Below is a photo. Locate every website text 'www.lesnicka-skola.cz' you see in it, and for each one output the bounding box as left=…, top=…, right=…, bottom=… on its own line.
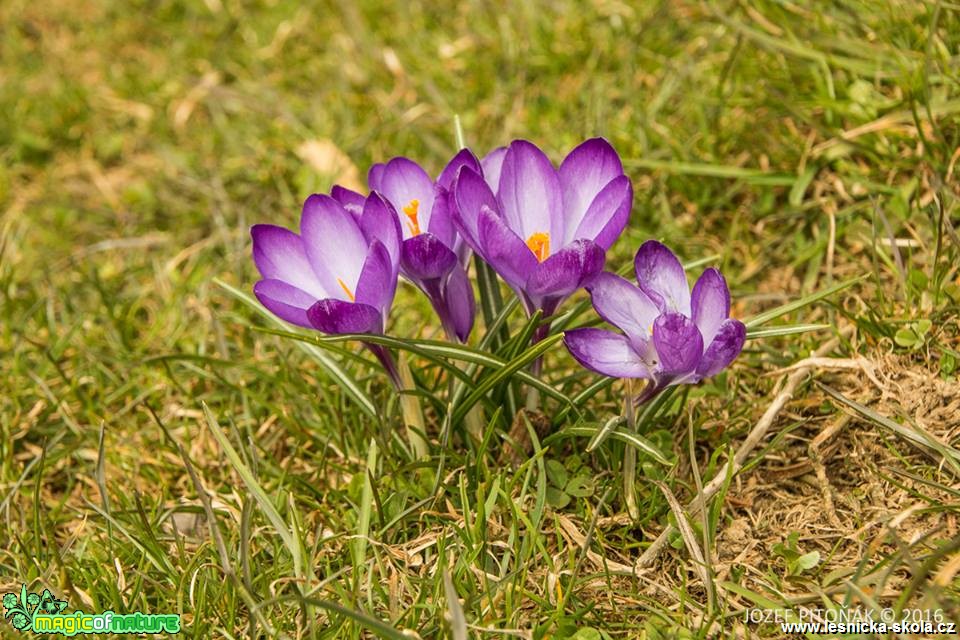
left=780, top=620, right=956, bottom=635
left=744, top=607, right=956, bottom=636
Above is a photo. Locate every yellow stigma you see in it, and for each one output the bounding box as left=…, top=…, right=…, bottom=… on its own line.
left=526, top=232, right=550, bottom=263
left=337, top=278, right=356, bottom=302
left=402, top=199, right=421, bottom=236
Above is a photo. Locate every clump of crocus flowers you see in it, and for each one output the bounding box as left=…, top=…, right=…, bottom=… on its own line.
left=249, top=137, right=745, bottom=449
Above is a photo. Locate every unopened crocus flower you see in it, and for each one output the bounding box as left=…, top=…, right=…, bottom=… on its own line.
left=332, top=150, right=479, bottom=342
left=564, top=240, right=746, bottom=396
left=251, top=192, right=401, bottom=335
left=452, top=138, right=632, bottom=317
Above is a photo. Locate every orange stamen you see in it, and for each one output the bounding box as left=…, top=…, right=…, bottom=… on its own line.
left=402, top=199, right=421, bottom=236
left=526, top=232, right=550, bottom=262
left=337, top=278, right=356, bottom=302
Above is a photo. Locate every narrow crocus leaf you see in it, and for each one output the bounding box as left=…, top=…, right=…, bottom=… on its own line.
left=453, top=333, right=564, bottom=426
left=216, top=279, right=377, bottom=418
left=261, top=327, right=575, bottom=411
left=548, top=422, right=671, bottom=465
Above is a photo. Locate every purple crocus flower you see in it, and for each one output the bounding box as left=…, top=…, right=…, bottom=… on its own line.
left=331, top=150, right=478, bottom=342
left=564, top=240, right=746, bottom=395
left=251, top=192, right=401, bottom=335
left=452, top=138, right=632, bottom=317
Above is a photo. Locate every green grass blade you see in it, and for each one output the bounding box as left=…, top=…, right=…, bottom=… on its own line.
left=623, top=158, right=796, bottom=185
left=549, top=423, right=672, bottom=466
left=818, top=383, right=960, bottom=472
left=744, top=275, right=866, bottom=328
left=586, top=415, right=626, bottom=452
left=263, top=328, right=575, bottom=412
left=292, top=597, right=412, bottom=640
left=745, top=323, right=831, bottom=339
left=353, top=439, right=376, bottom=583
left=203, top=403, right=305, bottom=579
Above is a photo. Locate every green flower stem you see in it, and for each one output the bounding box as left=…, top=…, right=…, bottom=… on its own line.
left=396, top=353, right=429, bottom=459
left=623, top=379, right=640, bottom=521
left=524, top=323, right=551, bottom=412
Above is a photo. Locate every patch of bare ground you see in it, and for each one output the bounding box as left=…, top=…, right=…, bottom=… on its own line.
left=689, top=349, right=959, bottom=616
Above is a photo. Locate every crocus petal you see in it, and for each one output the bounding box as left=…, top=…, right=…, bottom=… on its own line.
left=307, top=299, right=383, bottom=335
left=634, top=240, right=691, bottom=316
left=558, top=138, right=624, bottom=241
left=498, top=140, right=564, bottom=242
left=251, top=225, right=328, bottom=299
left=354, top=241, right=396, bottom=315
left=452, top=166, right=499, bottom=251
left=478, top=206, right=538, bottom=291
left=571, top=175, right=632, bottom=250
left=696, top=319, right=745, bottom=378
left=359, top=192, right=402, bottom=267
left=378, top=157, right=435, bottom=238
left=652, top=312, right=703, bottom=376
left=586, top=272, right=660, bottom=339
left=426, top=186, right=456, bottom=248
left=331, top=185, right=366, bottom=217
left=367, top=163, right=385, bottom=192
left=691, top=267, right=731, bottom=346
left=526, top=239, right=605, bottom=307
left=441, top=265, right=475, bottom=342
left=300, top=194, right=368, bottom=296
left=401, top=233, right=458, bottom=282
left=564, top=328, right=652, bottom=378
left=253, top=279, right=317, bottom=328
left=481, top=147, right=507, bottom=192
left=437, top=148, right=481, bottom=190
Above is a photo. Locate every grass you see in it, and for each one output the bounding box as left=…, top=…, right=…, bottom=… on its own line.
left=2, top=0, right=959, bottom=637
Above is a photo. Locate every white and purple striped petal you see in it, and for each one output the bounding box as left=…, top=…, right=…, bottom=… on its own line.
left=307, top=299, right=383, bottom=335
left=559, top=138, right=625, bottom=245
left=300, top=194, right=368, bottom=299
left=477, top=205, right=538, bottom=292
left=354, top=241, right=397, bottom=319
left=585, top=272, right=659, bottom=339
left=251, top=224, right=328, bottom=299
left=452, top=165, right=498, bottom=252
left=696, top=319, right=746, bottom=378
left=439, top=265, right=475, bottom=343
left=526, top=239, right=605, bottom=314
left=481, top=147, right=507, bottom=193
left=497, top=140, right=564, bottom=243
left=253, top=279, right=318, bottom=329
left=691, top=267, right=731, bottom=346
left=375, top=157, right=436, bottom=239
left=359, top=192, right=402, bottom=269
left=401, top=233, right=458, bottom=283
left=652, top=312, right=703, bottom=377
left=570, top=175, right=632, bottom=251
left=563, top=328, right=652, bottom=378
left=635, top=240, right=691, bottom=316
